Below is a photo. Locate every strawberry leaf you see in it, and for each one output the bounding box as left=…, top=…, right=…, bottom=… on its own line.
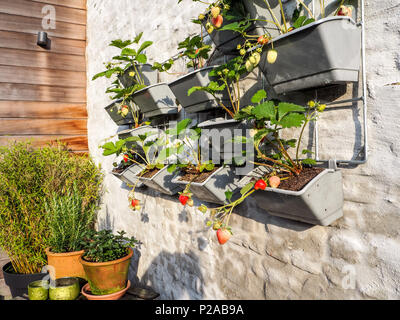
left=251, top=101, right=275, bottom=120
left=251, top=90, right=267, bottom=104
left=225, top=191, right=233, bottom=201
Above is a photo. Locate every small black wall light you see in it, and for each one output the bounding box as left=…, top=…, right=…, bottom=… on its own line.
left=37, top=31, right=50, bottom=49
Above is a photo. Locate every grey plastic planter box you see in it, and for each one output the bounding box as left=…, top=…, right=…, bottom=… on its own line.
left=118, top=64, right=158, bottom=88
left=172, top=166, right=241, bottom=204
left=198, top=118, right=249, bottom=163
left=118, top=125, right=156, bottom=140
left=132, top=83, right=178, bottom=118
left=258, top=17, right=361, bottom=94
left=251, top=168, right=344, bottom=226
left=104, top=99, right=135, bottom=126
left=168, top=66, right=230, bottom=114
left=138, top=166, right=182, bottom=196
left=112, top=164, right=145, bottom=187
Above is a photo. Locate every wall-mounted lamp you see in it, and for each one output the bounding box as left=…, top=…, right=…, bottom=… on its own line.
left=37, top=31, right=51, bottom=49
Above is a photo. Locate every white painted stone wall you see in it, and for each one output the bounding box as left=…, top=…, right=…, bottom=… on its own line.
left=87, top=0, right=400, bottom=299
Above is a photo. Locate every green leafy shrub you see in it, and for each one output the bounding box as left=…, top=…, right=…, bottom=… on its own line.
left=46, top=183, right=97, bottom=254
left=81, top=230, right=139, bottom=263
left=0, top=142, right=103, bottom=274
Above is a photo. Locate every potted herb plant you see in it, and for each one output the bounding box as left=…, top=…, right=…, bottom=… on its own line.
left=45, top=183, right=97, bottom=280
left=79, top=230, right=139, bottom=297
left=166, top=119, right=241, bottom=204
left=0, top=142, right=102, bottom=297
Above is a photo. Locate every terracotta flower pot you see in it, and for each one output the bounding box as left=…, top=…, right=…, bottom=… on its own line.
left=81, top=280, right=131, bottom=300
left=79, top=248, right=133, bottom=295
left=46, top=248, right=86, bottom=280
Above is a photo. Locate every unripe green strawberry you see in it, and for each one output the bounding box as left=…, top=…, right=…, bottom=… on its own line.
left=267, top=49, right=278, bottom=64
left=213, top=221, right=221, bottom=230
left=198, top=204, right=208, bottom=214
left=240, top=49, right=246, bottom=56
left=253, top=52, right=261, bottom=66
left=245, top=59, right=254, bottom=72
left=211, top=6, right=220, bottom=18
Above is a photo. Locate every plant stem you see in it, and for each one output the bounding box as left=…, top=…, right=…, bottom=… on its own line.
left=278, top=0, right=288, bottom=33
left=297, top=0, right=315, bottom=19
left=262, top=0, right=285, bottom=34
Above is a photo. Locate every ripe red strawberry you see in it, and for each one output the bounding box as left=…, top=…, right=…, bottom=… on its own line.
left=268, top=176, right=281, bottom=188
left=216, top=228, right=231, bottom=245
left=257, top=35, right=269, bottom=45
left=123, top=154, right=129, bottom=163
left=131, top=199, right=140, bottom=207
left=212, top=15, right=223, bottom=29
left=254, top=179, right=267, bottom=190
left=179, top=194, right=189, bottom=206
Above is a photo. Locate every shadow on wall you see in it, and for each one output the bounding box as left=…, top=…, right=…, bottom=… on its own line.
left=235, top=198, right=315, bottom=232
left=128, top=249, right=205, bottom=300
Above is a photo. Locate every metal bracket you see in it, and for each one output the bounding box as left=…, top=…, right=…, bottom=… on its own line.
left=312, top=0, right=368, bottom=168
left=328, top=159, right=338, bottom=171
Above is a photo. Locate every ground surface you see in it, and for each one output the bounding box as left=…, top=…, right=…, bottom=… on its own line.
left=0, top=250, right=11, bottom=299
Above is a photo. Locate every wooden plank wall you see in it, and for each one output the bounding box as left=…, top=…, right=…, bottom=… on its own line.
left=0, top=0, right=88, bottom=152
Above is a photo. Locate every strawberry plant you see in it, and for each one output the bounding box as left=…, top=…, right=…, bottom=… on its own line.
left=92, top=33, right=154, bottom=128
left=164, top=119, right=215, bottom=206
left=187, top=56, right=247, bottom=119
left=101, top=130, right=178, bottom=211
left=81, top=230, right=139, bottom=263
left=196, top=90, right=326, bottom=243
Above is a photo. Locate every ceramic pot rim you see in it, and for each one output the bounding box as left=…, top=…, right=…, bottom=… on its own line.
left=79, top=247, right=133, bottom=267
left=45, top=248, right=85, bottom=257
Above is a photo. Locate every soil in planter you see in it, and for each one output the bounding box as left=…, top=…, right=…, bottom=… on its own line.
left=112, top=165, right=129, bottom=174
left=141, top=168, right=162, bottom=179
left=178, top=166, right=220, bottom=184
left=278, top=167, right=324, bottom=192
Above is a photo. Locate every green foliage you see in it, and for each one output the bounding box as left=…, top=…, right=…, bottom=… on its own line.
left=188, top=56, right=246, bottom=118
left=46, top=183, right=97, bottom=253
left=92, top=33, right=153, bottom=124
left=234, top=90, right=325, bottom=174
left=0, top=142, right=103, bottom=274
left=101, top=130, right=167, bottom=170
left=82, top=230, right=139, bottom=263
